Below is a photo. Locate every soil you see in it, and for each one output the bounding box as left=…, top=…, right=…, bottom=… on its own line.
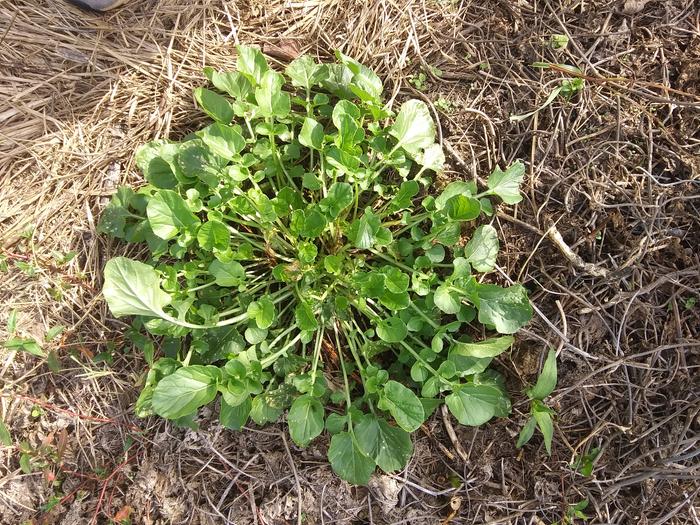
left=1, top=0, right=698, bottom=524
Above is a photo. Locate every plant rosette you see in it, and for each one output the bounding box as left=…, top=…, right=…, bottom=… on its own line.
left=99, top=46, right=532, bottom=484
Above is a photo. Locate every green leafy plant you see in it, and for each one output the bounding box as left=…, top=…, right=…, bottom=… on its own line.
left=549, top=34, right=570, bottom=50
left=510, top=63, right=584, bottom=122
left=553, top=499, right=589, bottom=525
left=435, top=97, right=453, bottom=113
left=516, top=349, right=557, bottom=454
left=99, top=46, right=532, bottom=484
left=408, top=71, right=427, bottom=91
left=571, top=447, right=601, bottom=477
left=3, top=310, right=64, bottom=371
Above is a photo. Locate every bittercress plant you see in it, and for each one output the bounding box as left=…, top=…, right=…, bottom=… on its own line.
left=99, top=46, right=532, bottom=484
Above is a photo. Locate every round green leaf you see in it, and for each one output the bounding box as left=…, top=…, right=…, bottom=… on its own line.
left=445, top=384, right=507, bottom=426
left=354, top=414, right=413, bottom=473
left=464, top=225, right=499, bottom=272
left=247, top=297, right=275, bottom=329
left=147, top=190, right=200, bottom=240
left=209, top=260, right=246, bottom=287
left=328, top=431, right=375, bottom=485
left=194, top=87, right=234, bottom=124
left=197, top=220, right=231, bottom=251
left=376, top=317, right=407, bottom=343
left=379, top=380, right=425, bottom=432
left=288, top=395, right=325, bottom=447
left=152, top=365, right=219, bottom=420
left=434, top=285, right=461, bottom=315
left=220, top=396, right=251, bottom=430
left=103, top=257, right=171, bottom=319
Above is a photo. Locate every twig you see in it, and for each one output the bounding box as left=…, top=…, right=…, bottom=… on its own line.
left=441, top=404, right=468, bottom=462
left=281, top=433, right=303, bottom=525
left=545, top=223, right=609, bottom=278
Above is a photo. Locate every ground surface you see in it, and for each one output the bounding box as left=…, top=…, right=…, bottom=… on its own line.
left=1, top=1, right=699, bottom=524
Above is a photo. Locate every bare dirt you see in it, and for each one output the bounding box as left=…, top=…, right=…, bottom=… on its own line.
left=1, top=1, right=698, bottom=524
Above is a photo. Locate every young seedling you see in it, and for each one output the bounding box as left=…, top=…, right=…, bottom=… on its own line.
left=553, top=499, right=589, bottom=525
left=99, top=46, right=532, bottom=484
left=570, top=447, right=601, bottom=477
left=510, top=63, right=584, bottom=122
left=516, top=349, right=557, bottom=454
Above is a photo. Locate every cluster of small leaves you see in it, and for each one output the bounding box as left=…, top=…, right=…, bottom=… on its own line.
left=516, top=349, right=557, bottom=454
left=99, top=46, right=532, bottom=484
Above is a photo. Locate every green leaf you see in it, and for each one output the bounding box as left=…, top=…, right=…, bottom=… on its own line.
left=20, top=453, right=32, bottom=474
left=247, top=297, right=275, bottom=329
left=198, top=123, right=245, bottom=159
left=354, top=414, right=412, bottom=473
left=45, top=325, right=65, bottom=342
left=486, top=162, right=525, bottom=204
left=533, top=405, right=554, bottom=455
left=194, top=87, right=234, bottom=124
left=147, top=190, right=200, bottom=240
left=220, top=396, right=251, bottom=430
left=464, top=225, right=499, bottom=272
left=291, top=208, right=328, bottom=238
left=528, top=349, right=557, bottom=400
left=445, top=195, right=481, bottom=221
left=152, top=365, right=218, bottom=419
left=4, top=337, right=45, bottom=358
left=389, top=100, right=436, bottom=156
left=197, top=220, right=231, bottom=251
left=204, top=68, right=253, bottom=100
left=434, top=285, right=461, bottom=315
left=320, top=182, right=353, bottom=219
left=382, top=267, right=409, bottom=294
left=135, top=142, right=178, bottom=188
left=295, top=302, right=318, bottom=331
left=325, top=413, right=347, bottom=434
left=336, top=51, right=383, bottom=103
left=450, top=336, right=514, bottom=358
left=379, top=380, right=425, bottom=432
left=417, top=143, right=445, bottom=171
left=376, top=317, right=407, bottom=343
left=250, top=394, right=283, bottom=425
left=434, top=181, right=476, bottom=210
left=285, top=56, right=329, bottom=89
left=445, top=383, right=508, bottom=426
left=236, top=45, right=270, bottom=85
left=328, top=431, right=375, bottom=485
left=473, top=283, right=532, bottom=334
left=103, top=258, right=171, bottom=319
left=0, top=419, right=11, bottom=446
left=255, top=70, right=290, bottom=118
left=288, top=395, right=325, bottom=447
left=298, top=117, right=324, bottom=150
left=516, top=416, right=537, bottom=449
left=297, top=241, right=318, bottom=263
left=209, top=260, right=246, bottom=287
left=347, top=209, right=380, bottom=249
left=389, top=180, right=419, bottom=212
left=176, top=141, right=222, bottom=186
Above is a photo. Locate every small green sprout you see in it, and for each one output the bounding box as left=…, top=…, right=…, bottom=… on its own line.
left=516, top=349, right=557, bottom=454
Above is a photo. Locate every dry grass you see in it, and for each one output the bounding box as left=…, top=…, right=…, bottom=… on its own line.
left=1, top=0, right=699, bottom=523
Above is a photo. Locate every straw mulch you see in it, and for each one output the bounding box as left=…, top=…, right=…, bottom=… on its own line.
left=1, top=0, right=698, bottom=523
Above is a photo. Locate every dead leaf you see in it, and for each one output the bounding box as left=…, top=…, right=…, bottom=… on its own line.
left=623, top=0, right=651, bottom=14
left=263, top=40, right=302, bottom=61
left=114, top=505, right=133, bottom=522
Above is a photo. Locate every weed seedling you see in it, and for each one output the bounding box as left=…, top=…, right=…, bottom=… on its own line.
left=100, top=46, right=532, bottom=484
left=516, top=349, right=557, bottom=454
left=510, top=63, right=585, bottom=122
left=435, top=97, right=453, bottom=113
